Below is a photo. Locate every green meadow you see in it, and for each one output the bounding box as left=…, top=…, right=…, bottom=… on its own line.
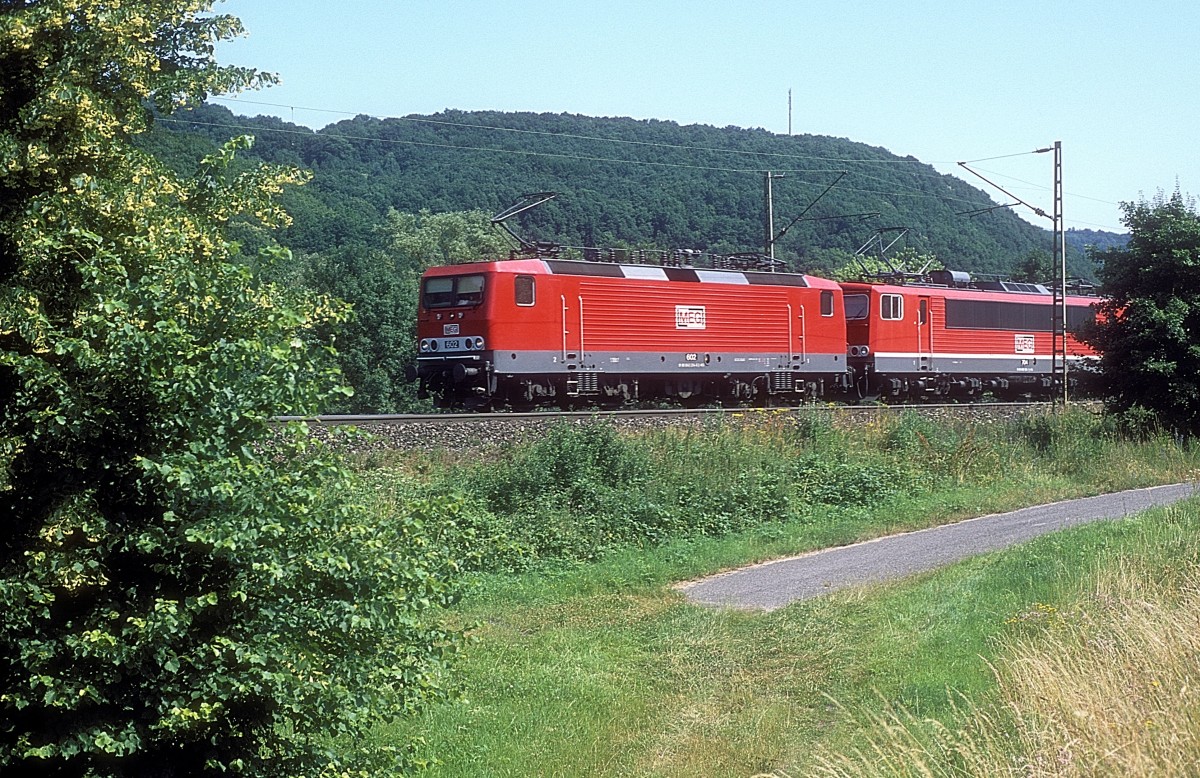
left=355, top=408, right=1200, bottom=776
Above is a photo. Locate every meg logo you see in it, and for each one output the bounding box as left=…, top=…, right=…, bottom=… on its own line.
left=675, top=305, right=707, bottom=330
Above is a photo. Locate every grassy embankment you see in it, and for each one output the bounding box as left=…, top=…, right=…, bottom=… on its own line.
left=355, top=408, right=1200, bottom=776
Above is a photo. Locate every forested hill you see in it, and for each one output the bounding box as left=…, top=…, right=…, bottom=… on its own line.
left=147, top=104, right=1109, bottom=278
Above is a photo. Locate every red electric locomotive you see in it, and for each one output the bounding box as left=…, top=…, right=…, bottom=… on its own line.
left=415, top=254, right=852, bottom=408
left=841, top=271, right=1100, bottom=400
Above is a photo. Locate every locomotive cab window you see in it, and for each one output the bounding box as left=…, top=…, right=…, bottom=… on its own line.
left=454, top=274, right=485, bottom=306
left=820, top=290, right=834, bottom=317
left=422, top=274, right=486, bottom=309
left=514, top=275, right=536, bottom=306
left=881, top=294, right=904, bottom=321
left=844, top=294, right=869, bottom=320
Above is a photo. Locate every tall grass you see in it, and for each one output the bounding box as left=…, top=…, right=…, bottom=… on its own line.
left=809, top=509, right=1200, bottom=778
left=382, top=505, right=1200, bottom=777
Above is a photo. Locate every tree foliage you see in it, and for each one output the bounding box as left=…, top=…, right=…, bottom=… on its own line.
left=1, top=3, right=465, bottom=775
left=1010, top=248, right=1053, bottom=283
left=301, top=208, right=512, bottom=413
left=1084, top=190, right=1200, bottom=435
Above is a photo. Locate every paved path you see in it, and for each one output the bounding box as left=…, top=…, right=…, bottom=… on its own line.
left=676, top=483, right=1199, bottom=611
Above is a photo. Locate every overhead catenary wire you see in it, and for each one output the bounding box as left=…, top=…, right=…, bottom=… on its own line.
left=958, top=151, right=1047, bottom=165
left=162, top=115, right=997, bottom=210
left=958, top=151, right=1124, bottom=228
left=958, top=157, right=1053, bottom=222
left=969, top=165, right=1121, bottom=208
left=211, top=95, right=986, bottom=201
left=214, top=97, right=1122, bottom=217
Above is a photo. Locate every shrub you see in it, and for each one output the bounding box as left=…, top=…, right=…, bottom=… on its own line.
left=470, top=421, right=651, bottom=516
left=793, top=455, right=910, bottom=507
left=0, top=5, right=468, bottom=774
left=1014, top=408, right=1113, bottom=474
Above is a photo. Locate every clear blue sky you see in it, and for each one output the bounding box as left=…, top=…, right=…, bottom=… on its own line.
left=211, top=0, right=1199, bottom=234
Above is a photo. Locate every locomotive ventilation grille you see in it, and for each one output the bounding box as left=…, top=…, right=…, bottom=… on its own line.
left=769, top=370, right=794, bottom=392
left=568, top=372, right=600, bottom=396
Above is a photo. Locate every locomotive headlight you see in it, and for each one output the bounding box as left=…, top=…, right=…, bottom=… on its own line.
left=463, top=339, right=474, bottom=351
left=420, top=339, right=430, bottom=352
left=474, top=336, right=485, bottom=350
left=428, top=339, right=438, bottom=351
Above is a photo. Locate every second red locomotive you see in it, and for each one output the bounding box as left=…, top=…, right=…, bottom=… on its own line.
left=842, top=272, right=1099, bottom=401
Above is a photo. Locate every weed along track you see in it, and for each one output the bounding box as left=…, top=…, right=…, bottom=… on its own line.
left=282, top=401, right=1063, bottom=453
left=677, top=482, right=1200, bottom=610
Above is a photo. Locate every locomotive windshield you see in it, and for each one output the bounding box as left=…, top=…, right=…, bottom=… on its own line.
left=844, top=294, right=869, bottom=320
left=423, top=274, right=485, bottom=309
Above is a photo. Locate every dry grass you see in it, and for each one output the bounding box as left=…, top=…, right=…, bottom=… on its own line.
left=808, top=546, right=1200, bottom=778
left=1001, top=557, right=1200, bottom=777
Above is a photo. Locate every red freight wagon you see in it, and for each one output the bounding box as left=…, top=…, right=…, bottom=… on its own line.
left=840, top=274, right=1100, bottom=400
left=415, top=258, right=851, bottom=407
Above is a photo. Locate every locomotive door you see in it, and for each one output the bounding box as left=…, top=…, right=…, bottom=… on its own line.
left=560, top=294, right=584, bottom=366
left=916, top=296, right=932, bottom=370
left=789, top=304, right=807, bottom=365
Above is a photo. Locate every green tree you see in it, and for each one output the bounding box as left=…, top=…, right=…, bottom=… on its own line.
left=384, top=208, right=513, bottom=270
left=305, top=208, right=511, bottom=413
left=1011, top=248, right=1053, bottom=283
left=1, top=3, right=465, bottom=775
left=820, top=246, right=942, bottom=282
left=1083, top=190, right=1200, bottom=435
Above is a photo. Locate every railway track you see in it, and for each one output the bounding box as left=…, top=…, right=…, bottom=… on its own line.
left=277, top=401, right=1076, bottom=452
left=280, top=401, right=1062, bottom=427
